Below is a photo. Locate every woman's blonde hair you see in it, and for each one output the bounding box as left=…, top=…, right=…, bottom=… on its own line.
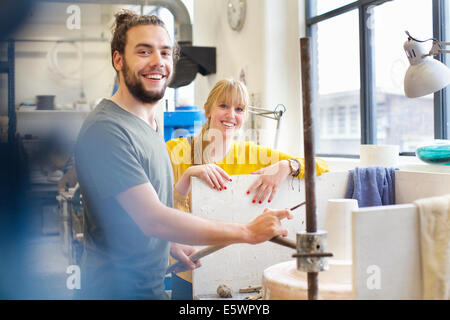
left=191, top=78, right=249, bottom=164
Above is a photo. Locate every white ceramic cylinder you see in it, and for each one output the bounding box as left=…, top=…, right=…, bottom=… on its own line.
left=324, top=199, right=358, bottom=261
left=360, top=144, right=399, bottom=167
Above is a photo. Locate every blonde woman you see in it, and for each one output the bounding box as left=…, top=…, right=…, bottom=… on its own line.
left=166, top=78, right=329, bottom=299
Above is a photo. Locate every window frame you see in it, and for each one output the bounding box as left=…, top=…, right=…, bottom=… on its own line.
left=306, top=0, right=449, bottom=157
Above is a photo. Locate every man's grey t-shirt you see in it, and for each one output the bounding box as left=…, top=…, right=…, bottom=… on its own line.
left=74, top=99, right=173, bottom=299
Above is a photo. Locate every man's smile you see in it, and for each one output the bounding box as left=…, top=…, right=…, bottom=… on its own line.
left=142, top=73, right=165, bottom=81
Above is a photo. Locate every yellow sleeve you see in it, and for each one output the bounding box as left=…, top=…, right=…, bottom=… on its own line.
left=166, top=138, right=192, bottom=213
left=243, top=141, right=330, bottom=178
left=172, top=186, right=191, bottom=212
left=166, top=138, right=193, bottom=281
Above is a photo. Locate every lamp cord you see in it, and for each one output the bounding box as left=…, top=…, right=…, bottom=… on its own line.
left=405, top=30, right=437, bottom=43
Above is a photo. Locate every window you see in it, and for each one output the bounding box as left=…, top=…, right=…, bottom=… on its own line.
left=307, top=0, right=449, bottom=156
left=338, top=106, right=346, bottom=135
left=315, top=9, right=361, bottom=155
left=350, top=104, right=359, bottom=135
left=327, top=107, right=335, bottom=135
left=373, top=0, right=434, bottom=151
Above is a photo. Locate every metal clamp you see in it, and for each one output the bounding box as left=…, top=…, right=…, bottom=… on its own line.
left=293, top=230, right=332, bottom=273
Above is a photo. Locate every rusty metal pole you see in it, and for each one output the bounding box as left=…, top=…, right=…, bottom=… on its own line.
left=300, top=37, right=319, bottom=300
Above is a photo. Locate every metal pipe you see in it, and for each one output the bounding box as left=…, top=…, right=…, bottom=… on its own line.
left=39, top=0, right=193, bottom=43
left=274, top=116, right=282, bottom=150
left=300, top=37, right=319, bottom=300
left=145, top=0, right=192, bottom=44
left=307, top=273, right=319, bottom=300
left=300, top=37, right=317, bottom=233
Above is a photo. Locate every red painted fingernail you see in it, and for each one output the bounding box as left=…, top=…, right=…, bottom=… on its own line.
left=230, top=179, right=232, bottom=182
left=219, top=188, right=222, bottom=191
left=259, top=201, right=262, bottom=204
left=252, top=200, right=256, bottom=203
left=246, top=191, right=250, bottom=194
left=268, top=200, right=271, bottom=203
left=224, top=186, right=227, bottom=190
left=213, top=186, right=216, bottom=189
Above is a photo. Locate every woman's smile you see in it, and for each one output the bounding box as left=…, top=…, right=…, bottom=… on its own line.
left=221, top=121, right=236, bottom=129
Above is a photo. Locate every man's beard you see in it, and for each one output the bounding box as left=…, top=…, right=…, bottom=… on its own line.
left=122, top=59, right=171, bottom=104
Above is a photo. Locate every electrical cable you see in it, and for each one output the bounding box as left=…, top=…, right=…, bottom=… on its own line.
left=45, top=40, right=109, bottom=83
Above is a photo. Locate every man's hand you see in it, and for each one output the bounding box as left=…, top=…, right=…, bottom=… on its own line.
left=169, top=243, right=202, bottom=273
left=244, top=208, right=293, bottom=244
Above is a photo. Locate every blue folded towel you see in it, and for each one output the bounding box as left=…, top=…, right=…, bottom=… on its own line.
left=345, top=166, right=396, bottom=207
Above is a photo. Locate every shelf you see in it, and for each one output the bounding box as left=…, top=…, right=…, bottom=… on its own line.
left=17, top=109, right=91, bottom=114
left=13, top=37, right=108, bottom=43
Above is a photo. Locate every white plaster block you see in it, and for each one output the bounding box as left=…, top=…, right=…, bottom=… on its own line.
left=191, top=171, right=349, bottom=297
left=352, top=204, right=422, bottom=300
left=395, top=171, right=450, bottom=204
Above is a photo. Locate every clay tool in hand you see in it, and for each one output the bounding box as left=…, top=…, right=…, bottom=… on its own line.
left=165, top=201, right=306, bottom=275
left=269, top=200, right=306, bottom=248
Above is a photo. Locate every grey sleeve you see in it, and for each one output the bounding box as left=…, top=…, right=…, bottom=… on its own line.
left=75, top=121, right=149, bottom=199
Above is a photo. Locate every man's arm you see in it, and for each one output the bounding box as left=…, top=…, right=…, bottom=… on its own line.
left=116, top=182, right=292, bottom=246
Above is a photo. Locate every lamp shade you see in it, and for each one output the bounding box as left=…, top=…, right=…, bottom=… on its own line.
left=404, top=39, right=450, bottom=98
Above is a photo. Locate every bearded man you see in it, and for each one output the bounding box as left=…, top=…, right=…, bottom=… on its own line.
left=74, top=10, right=292, bottom=300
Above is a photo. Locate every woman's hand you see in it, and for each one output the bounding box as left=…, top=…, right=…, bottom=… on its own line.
left=246, top=160, right=291, bottom=204
left=186, top=164, right=232, bottom=192
left=169, top=243, right=202, bottom=273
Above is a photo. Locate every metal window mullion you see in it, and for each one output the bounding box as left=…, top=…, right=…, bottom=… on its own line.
left=433, top=0, right=448, bottom=139
left=306, top=1, right=360, bottom=25
left=305, top=0, right=317, bottom=25
left=359, top=5, right=376, bottom=144
left=306, top=0, right=392, bottom=26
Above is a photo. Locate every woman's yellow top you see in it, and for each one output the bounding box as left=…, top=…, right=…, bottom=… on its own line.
left=165, top=138, right=330, bottom=282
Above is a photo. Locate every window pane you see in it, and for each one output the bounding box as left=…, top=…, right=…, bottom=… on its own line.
left=316, top=9, right=361, bottom=155
left=373, top=0, right=434, bottom=152
left=314, top=0, right=355, bottom=16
